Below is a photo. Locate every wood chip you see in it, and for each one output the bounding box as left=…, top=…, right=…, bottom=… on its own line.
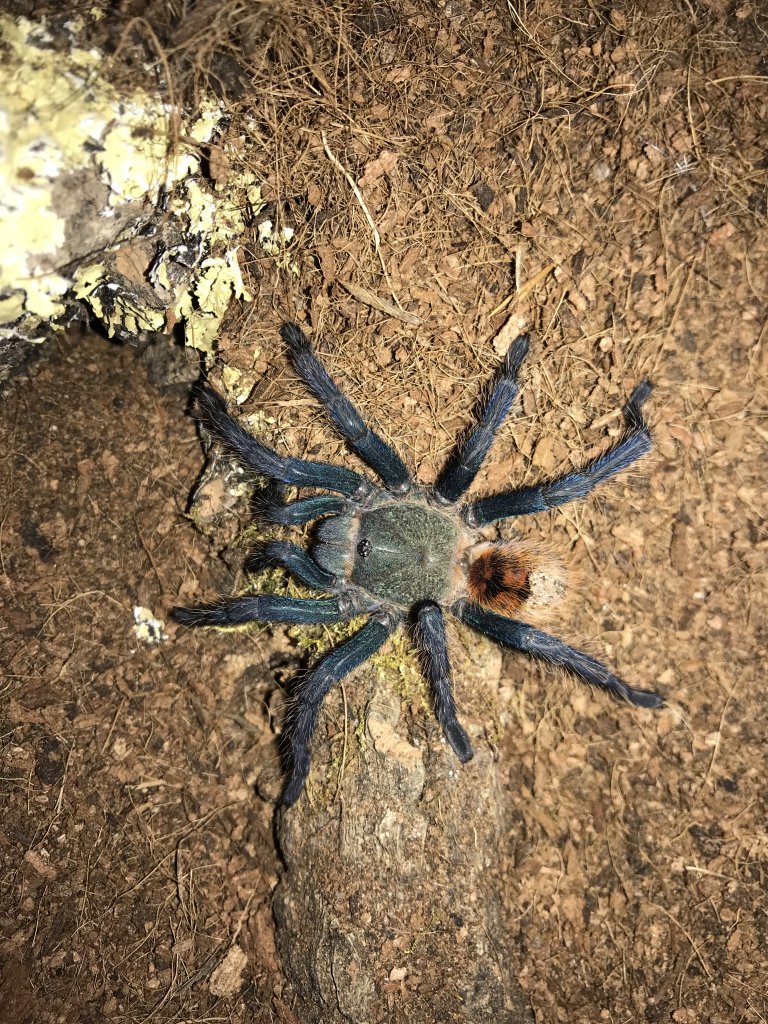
left=339, top=280, right=422, bottom=325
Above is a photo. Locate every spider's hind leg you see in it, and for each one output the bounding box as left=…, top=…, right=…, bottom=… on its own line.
left=455, top=601, right=663, bottom=708
left=413, top=602, right=473, bottom=762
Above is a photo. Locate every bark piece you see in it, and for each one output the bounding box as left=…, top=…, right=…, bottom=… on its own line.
left=274, top=684, right=532, bottom=1024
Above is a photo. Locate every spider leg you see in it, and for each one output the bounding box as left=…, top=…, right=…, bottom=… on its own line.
left=258, top=490, right=346, bottom=526
left=455, top=601, right=663, bottom=708
left=171, top=594, right=359, bottom=628
left=464, top=380, right=653, bottom=526
left=196, top=386, right=373, bottom=498
left=433, top=334, right=530, bottom=504
left=282, top=610, right=401, bottom=806
left=281, top=323, right=412, bottom=493
left=413, top=603, right=473, bottom=762
left=245, top=540, right=338, bottom=591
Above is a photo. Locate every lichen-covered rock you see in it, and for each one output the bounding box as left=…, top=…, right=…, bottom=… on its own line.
left=0, top=14, right=272, bottom=377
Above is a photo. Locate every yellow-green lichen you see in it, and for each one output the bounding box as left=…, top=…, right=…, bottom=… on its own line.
left=0, top=16, right=217, bottom=330
left=177, top=254, right=252, bottom=354
left=132, top=606, right=168, bottom=646
left=370, top=630, right=426, bottom=705
left=218, top=365, right=264, bottom=406
left=0, top=14, right=265, bottom=347
left=288, top=616, right=367, bottom=657
left=257, top=219, right=299, bottom=275
left=354, top=708, right=368, bottom=751
left=72, top=263, right=166, bottom=335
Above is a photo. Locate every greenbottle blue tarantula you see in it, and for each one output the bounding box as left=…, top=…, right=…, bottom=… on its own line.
left=173, top=323, right=663, bottom=806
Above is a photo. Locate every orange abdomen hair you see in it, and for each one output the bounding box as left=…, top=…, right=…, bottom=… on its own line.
left=466, top=544, right=533, bottom=616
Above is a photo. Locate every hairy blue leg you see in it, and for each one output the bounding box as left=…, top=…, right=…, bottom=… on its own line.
left=171, top=594, right=359, bottom=628
left=413, top=603, right=473, bottom=762
left=455, top=601, right=663, bottom=708
left=282, top=610, right=401, bottom=806
left=464, top=380, right=653, bottom=526
left=434, top=334, right=530, bottom=504
left=196, top=387, right=373, bottom=497
left=281, top=323, right=412, bottom=493
left=259, top=492, right=346, bottom=526
left=245, top=540, right=338, bottom=591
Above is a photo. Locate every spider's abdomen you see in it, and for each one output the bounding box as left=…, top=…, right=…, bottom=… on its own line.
left=467, top=544, right=531, bottom=616
left=465, top=541, right=567, bottom=619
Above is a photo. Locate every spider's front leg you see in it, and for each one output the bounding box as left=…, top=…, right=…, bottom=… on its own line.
left=195, top=387, right=373, bottom=498
left=283, top=609, right=402, bottom=806
left=281, top=323, right=412, bottom=493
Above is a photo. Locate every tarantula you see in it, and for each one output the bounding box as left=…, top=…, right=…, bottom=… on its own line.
left=173, top=323, right=663, bottom=806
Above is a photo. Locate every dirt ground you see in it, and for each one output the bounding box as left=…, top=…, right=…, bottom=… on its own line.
left=2, top=0, right=768, bottom=1021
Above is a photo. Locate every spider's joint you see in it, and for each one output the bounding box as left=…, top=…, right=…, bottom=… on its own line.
left=372, top=608, right=402, bottom=630
left=337, top=592, right=358, bottom=617
left=389, top=480, right=412, bottom=496
left=460, top=505, right=479, bottom=528
left=352, top=479, right=377, bottom=504
left=429, top=490, right=456, bottom=508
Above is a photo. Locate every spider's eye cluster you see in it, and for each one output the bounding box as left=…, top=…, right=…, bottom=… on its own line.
left=357, top=538, right=372, bottom=558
